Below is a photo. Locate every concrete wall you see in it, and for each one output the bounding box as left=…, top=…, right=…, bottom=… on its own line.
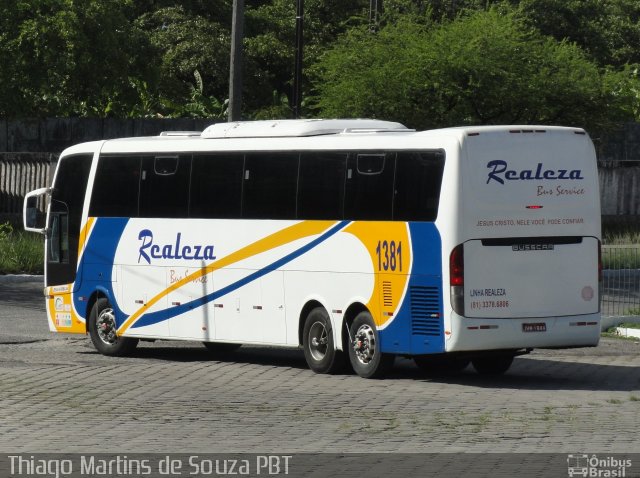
left=600, top=166, right=640, bottom=216
left=0, top=118, right=214, bottom=153
left=596, top=123, right=640, bottom=221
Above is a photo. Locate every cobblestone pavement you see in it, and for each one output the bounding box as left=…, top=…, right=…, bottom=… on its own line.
left=1, top=280, right=640, bottom=454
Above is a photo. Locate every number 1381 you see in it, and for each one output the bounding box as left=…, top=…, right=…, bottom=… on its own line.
left=375, top=240, right=403, bottom=271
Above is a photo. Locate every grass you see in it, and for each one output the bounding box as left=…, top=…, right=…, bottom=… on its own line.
left=600, top=223, right=640, bottom=269
left=601, top=327, right=640, bottom=340
left=0, top=222, right=44, bottom=274
left=601, top=231, right=640, bottom=267
left=602, top=223, right=640, bottom=245
left=601, top=248, right=640, bottom=269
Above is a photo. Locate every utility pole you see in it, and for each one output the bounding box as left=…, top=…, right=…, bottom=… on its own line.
left=292, top=0, right=304, bottom=119
left=228, top=0, right=244, bottom=122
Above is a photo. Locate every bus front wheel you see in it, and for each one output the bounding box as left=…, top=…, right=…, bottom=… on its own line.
left=88, top=298, right=138, bottom=356
left=348, top=311, right=393, bottom=379
left=302, top=307, right=345, bottom=374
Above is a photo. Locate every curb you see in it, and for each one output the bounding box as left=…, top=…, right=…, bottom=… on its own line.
left=0, top=274, right=44, bottom=284
left=615, top=327, right=640, bottom=339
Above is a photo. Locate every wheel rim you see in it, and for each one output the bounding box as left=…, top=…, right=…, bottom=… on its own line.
left=96, top=308, right=118, bottom=346
left=308, top=321, right=329, bottom=362
left=352, top=324, right=376, bottom=365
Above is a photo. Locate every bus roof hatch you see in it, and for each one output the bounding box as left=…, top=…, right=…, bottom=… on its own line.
left=200, top=119, right=410, bottom=139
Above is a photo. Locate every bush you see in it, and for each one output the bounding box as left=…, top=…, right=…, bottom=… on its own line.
left=0, top=222, right=44, bottom=275
left=312, top=9, right=639, bottom=133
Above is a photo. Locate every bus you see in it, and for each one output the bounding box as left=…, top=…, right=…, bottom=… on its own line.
left=23, top=119, right=601, bottom=378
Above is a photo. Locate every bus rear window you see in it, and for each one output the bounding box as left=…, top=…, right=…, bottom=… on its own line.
left=393, top=151, right=445, bottom=221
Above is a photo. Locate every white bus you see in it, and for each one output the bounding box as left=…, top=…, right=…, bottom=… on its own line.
left=24, top=119, right=601, bottom=378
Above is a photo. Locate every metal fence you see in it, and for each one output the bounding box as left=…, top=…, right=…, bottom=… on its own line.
left=601, top=245, right=640, bottom=318
left=0, top=153, right=55, bottom=224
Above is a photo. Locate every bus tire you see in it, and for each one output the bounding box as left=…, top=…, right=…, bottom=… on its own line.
left=302, top=307, right=344, bottom=374
left=203, top=342, right=242, bottom=355
left=348, top=311, right=393, bottom=379
left=471, top=355, right=514, bottom=375
left=414, top=355, right=470, bottom=375
left=88, top=298, right=138, bottom=356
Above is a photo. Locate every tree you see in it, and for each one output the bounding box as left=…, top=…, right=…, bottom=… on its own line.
left=0, top=0, right=155, bottom=117
left=135, top=5, right=231, bottom=114
left=311, top=9, right=639, bottom=133
left=515, top=0, right=640, bottom=68
left=244, top=0, right=369, bottom=118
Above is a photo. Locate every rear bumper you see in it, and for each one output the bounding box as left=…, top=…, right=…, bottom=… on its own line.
left=445, top=311, right=600, bottom=352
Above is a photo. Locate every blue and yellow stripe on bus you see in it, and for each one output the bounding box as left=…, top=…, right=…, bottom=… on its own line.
left=69, top=216, right=444, bottom=355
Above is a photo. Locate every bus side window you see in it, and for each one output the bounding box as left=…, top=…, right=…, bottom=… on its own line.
left=139, top=155, right=191, bottom=218
left=48, top=210, right=67, bottom=263
left=190, top=154, right=244, bottom=218
left=90, top=156, right=141, bottom=218
left=297, top=152, right=347, bottom=220
left=393, top=151, right=445, bottom=221
left=243, top=153, right=299, bottom=220
left=344, top=153, right=395, bottom=220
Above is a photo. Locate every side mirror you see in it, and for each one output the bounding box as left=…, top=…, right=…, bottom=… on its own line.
left=23, top=187, right=50, bottom=234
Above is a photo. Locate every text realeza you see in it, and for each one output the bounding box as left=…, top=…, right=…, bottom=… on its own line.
left=486, top=160, right=584, bottom=185
left=138, top=229, right=216, bottom=264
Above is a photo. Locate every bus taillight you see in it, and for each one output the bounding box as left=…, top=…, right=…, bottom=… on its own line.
left=450, top=244, right=464, bottom=286
left=450, top=244, right=465, bottom=316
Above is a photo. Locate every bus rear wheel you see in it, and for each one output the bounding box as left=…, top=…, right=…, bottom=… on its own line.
left=471, top=355, right=514, bottom=375
left=348, top=311, right=393, bottom=379
left=88, top=298, right=138, bottom=356
left=302, top=307, right=344, bottom=374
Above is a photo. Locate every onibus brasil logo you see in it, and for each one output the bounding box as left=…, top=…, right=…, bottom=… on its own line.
left=567, top=454, right=632, bottom=477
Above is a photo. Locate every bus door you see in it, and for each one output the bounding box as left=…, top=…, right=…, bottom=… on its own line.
left=45, top=154, right=93, bottom=290
left=44, top=154, right=93, bottom=332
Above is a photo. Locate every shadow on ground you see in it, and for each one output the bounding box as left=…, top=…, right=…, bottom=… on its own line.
left=75, top=341, right=640, bottom=392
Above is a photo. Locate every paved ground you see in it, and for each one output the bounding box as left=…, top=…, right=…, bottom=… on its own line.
left=1, top=279, right=640, bottom=456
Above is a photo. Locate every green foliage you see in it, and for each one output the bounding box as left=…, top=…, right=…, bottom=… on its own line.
left=382, top=0, right=503, bottom=22
left=0, top=0, right=156, bottom=117
left=601, top=248, right=640, bottom=270
left=135, top=6, right=231, bottom=110
left=602, top=221, right=640, bottom=245
left=1, top=0, right=640, bottom=128
left=0, top=223, right=44, bottom=275
left=515, top=0, right=640, bottom=67
left=312, top=9, right=639, bottom=132
left=179, top=70, right=229, bottom=119
left=244, top=0, right=368, bottom=117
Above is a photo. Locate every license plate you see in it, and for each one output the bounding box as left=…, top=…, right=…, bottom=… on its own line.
left=522, top=323, right=546, bottom=332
